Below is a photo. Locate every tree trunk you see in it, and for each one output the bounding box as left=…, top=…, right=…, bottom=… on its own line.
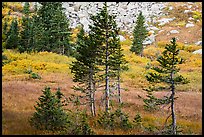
left=105, top=23, right=110, bottom=113
left=62, top=44, right=64, bottom=55
left=89, top=67, right=96, bottom=117
left=117, top=69, right=122, bottom=104
left=170, top=72, right=176, bottom=135
left=93, top=81, right=96, bottom=116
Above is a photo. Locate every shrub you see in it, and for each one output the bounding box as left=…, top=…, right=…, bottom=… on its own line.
left=64, top=109, right=95, bottom=135
left=157, top=41, right=185, bottom=50
left=97, top=109, right=133, bottom=130
left=192, top=11, right=202, bottom=21
left=143, top=46, right=163, bottom=61
left=29, top=87, right=69, bottom=132
left=29, top=72, right=41, bottom=79
left=2, top=50, right=74, bottom=75
left=2, top=53, right=11, bottom=66
left=184, top=45, right=201, bottom=52
left=133, top=113, right=142, bottom=128
left=24, top=68, right=32, bottom=74
left=120, top=39, right=132, bottom=46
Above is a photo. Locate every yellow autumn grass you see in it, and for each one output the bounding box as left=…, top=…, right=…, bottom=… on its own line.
left=2, top=50, right=75, bottom=76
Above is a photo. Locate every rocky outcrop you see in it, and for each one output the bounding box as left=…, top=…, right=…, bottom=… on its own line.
left=62, top=2, right=166, bottom=32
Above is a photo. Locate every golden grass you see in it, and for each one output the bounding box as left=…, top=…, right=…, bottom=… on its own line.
left=184, top=44, right=202, bottom=52
left=2, top=72, right=202, bottom=135
left=2, top=50, right=75, bottom=76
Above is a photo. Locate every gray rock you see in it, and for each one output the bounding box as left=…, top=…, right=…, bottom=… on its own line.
left=186, top=23, right=195, bottom=28
left=170, top=30, right=179, bottom=34
left=188, top=17, right=194, bottom=20
left=148, top=26, right=160, bottom=31
left=184, top=10, right=192, bottom=14
left=193, top=49, right=202, bottom=54
left=195, top=41, right=202, bottom=46
left=80, top=17, right=90, bottom=30
left=118, top=35, right=126, bottom=41
left=157, top=17, right=175, bottom=26
left=62, top=2, right=167, bottom=32
left=73, top=5, right=80, bottom=12
left=143, top=34, right=155, bottom=45
left=168, top=6, right=173, bottom=10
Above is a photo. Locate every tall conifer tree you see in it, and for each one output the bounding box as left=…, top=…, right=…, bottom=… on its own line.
left=89, top=2, right=127, bottom=112
left=18, top=2, right=35, bottom=53
left=34, top=2, right=72, bottom=56
left=6, top=18, right=19, bottom=49
left=130, top=11, right=148, bottom=56
left=70, top=26, right=98, bottom=116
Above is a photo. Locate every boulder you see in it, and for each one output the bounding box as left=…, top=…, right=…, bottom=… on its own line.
left=188, top=17, right=194, bottom=20
left=195, top=41, right=202, bottom=46
left=80, top=17, right=89, bottom=31
left=118, top=35, right=126, bottom=41
left=157, top=17, right=175, bottom=26
left=170, top=30, right=179, bottom=34
left=168, top=6, right=173, bottom=10
left=184, top=10, right=192, bottom=14
left=193, top=49, right=202, bottom=54
left=186, top=23, right=195, bottom=28
left=143, top=34, right=155, bottom=45
left=62, top=2, right=167, bottom=31
left=148, top=26, right=160, bottom=31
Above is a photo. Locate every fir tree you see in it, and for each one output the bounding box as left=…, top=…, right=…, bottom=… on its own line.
left=143, top=37, right=189, bottom=134
left=6, top=18, right=19, bottom=49
left=2, top=16, right=9, bottom=48
left=130, top=11, right=148, bottom=56
left=109, top=40, right=128, bottom=104
left=29, top=86, right=68, bottom=131
left=33, top=2, right=72, bottom=56
left=89, top=2, right=127, bottom=111
left=70, top=26, right=98, bottom=117
left=18, top=2, right=35, bottom=53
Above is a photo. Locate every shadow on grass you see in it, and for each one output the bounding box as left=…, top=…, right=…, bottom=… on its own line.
left=2, top=110, right=45, bottom=135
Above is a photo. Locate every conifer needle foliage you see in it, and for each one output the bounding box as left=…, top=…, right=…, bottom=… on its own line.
left=142, top=37, right=189, bottom=135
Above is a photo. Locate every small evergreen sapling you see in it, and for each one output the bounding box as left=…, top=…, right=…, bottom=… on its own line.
left=142, top=37, right=189, bottom=134
left=29, top=86, right=68, bottom=131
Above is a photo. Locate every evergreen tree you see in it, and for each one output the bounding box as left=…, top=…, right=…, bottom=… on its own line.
left=143, top=38, right=189, bottom=134
left=18, top=2, right=35, bottom=53
left=70, top=26, right=98, bottom=117
left=6, top=18, right=19, bottom=49
left=130, top=11, right=148, bottom=56
left=34, top=2, right=72, bottom=56
left=29, top=86, right=68, bottom=131
left=89, top=2, right=127, bottom=112
left=109, top=40, right=128, bottom=104
left=2, top=16, right=9, bottom=48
